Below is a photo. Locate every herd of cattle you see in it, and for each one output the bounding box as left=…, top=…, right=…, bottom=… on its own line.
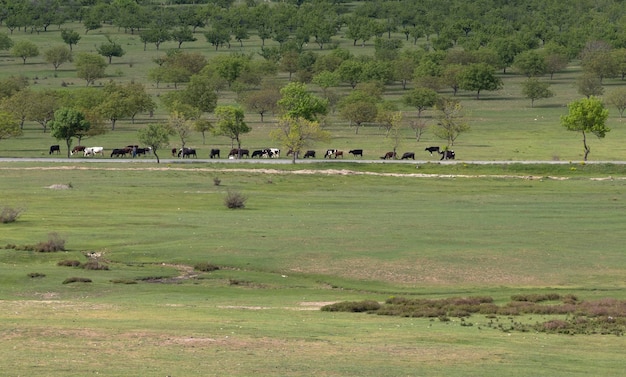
left=48, top=145, right=456, bottom=160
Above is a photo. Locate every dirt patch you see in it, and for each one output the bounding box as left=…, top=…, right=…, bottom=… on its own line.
left=46, top=183, right=72, bottom=190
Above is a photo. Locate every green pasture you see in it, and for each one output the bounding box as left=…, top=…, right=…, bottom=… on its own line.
left=1, top=162, right=625, bottom=376
left=2, top=23, right=626, bottom=161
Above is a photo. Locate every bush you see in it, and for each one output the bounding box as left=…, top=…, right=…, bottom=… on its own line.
left=110, top=279, right=137, bottom=284
left=34, top=232, right=65, bottom=252
left=58, top=260, right=81, bottom=267
left=321, top=300, right=381, bottom=313
left=194, top=262, right=219, bottom=272
left=62, top=277, right=92, bottom=284
left=27, top=272, right=46, bottom=278
left=1, top=206, right=24, bottom=223
left=224, top=190, right=247, bottom=209
left=213, top=177, right=221, bottom=186
left=82, top=261, right=109, bottom=270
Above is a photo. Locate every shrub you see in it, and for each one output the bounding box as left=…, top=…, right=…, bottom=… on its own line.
left=62, top=277, right=92, bottom=284
left=27, top=272, right=46, bottom=278
left=224, top=190, right=247, bottom=209
left=321, top=300, right=381, bottom=313
left=194, top=262, right=219, bottom=272
left=110, top=279, right=137, bottom=284
left=82, top=261, right=109, bottom=270
left=57, top=260, right=81, bottom=267
left=1, top=206, right=24, bottom=223
left=34, top=232, right=65, bottom=252
left=213, top=177, right=221, bottom=186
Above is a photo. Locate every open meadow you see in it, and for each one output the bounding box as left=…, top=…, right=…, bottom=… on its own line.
left=1, top=161, right=626, bottom=376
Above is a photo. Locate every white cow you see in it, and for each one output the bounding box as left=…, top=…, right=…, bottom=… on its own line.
left=84, top=147, right=104, bottom=157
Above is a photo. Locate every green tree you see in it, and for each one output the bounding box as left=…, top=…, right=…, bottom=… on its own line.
left=278, top=82, right=328, bottom=121
left=137, top=123, right=174, bottom=164
left=513, top=50, right=547, bottom=77
left=61, top=29, right=80, bottom=51
left=44, top=45, right=73, bottom=71
left=458, top=63, right=503, bottom=99
left=140, top=28, right=171, bottom=51
left=239, top=84, right=280, bottom=123
left=0, top=111, right=21, bottom=141
left=403, top=87, right=438, bottom=118
left=521, top=78, right=555, bottom=108
left=432, top=97, right=470, bottom=147
left=49, top=107, right=91, bottom=158
left=97, top=36, right=125, bottom=64
left=27, top=90, right=59, bottom=133
left=270, top=116, right=330, bottom=164
left=74, top=53, right=107, bottom=86
left=576, top=73, right=604, bottom=98
left=171, top=27, right=196, bottom=49
left=11, top=40, right=39, bottom=64
left=0, top=32, right=14, bottom=51
left=214, top=105, right=250, bottom=149
left=561, top=96, right=609, bottom=161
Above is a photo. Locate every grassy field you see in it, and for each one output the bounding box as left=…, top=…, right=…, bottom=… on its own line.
left=1, top=162, right=625, bottom=376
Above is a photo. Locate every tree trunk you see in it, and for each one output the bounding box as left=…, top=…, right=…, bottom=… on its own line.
left=582, top=130, right=590, bottom=161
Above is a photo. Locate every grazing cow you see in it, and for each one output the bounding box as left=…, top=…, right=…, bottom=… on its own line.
left=84, top=147, right=104, bottom=157
left=401, top=152, right=415, bottom=160
left=325, top=149, right=343, bottom=158
left=210, top=149, right=220, bottom=159
left=268, top=148, right=280, bottom=158
left=171, top=148, right=178, bottom=157
left=425, top=146, right=440, bottom=156
left=228, top=148, right=249, bottom=158
left=251, top=149, right=264, bottom=158
left=110, top=148, right=128, bottom=158
left=349, top=149, right=363, bottom=158
left=380, top=151, right=396, bottom=160
left=439, top=150, right=455, bottom=160
left=70, top=146, right=86, bottom=156
left=178, top=148, right=197, bottom=158
left=49, top=145, right=60, bottom=155
left=135, top=147, right=150, bottom=156
left=303, top=150, right=316, bottom=158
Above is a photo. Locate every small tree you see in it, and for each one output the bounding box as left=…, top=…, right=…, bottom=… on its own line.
left=270, top=116, right=331, bottom=163
left=11, top=40, right=39, bottom=64
left=560, top=96, right=609, bottom=161
left=521, top=78, right=555, bottom=108
left=49, top=108, right=91, bottom=158
left=214, top=105, right=250, bottom=150
left=458, top=63, right=503, bottom=99
left=61, top=29, right=81, bottom=51
left=576, top=73, right=604, bottom=98
left=137, top=123, right=174, bottom=164
left=432, top=97, right=470, bottom=147
left=44, top=46, right=73, bottom=71
left=97, top=36, right=125, bottom=64
left=403, top=87, right=438, bottom=118
left=0, top=111, right=22, bottom=141
left=74, top=53, right=107, bottom=86
left=606, top=88, right=626, bottom=117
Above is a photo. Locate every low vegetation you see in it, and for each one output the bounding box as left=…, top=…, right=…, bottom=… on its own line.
left=0, top=206, right=23, bottom=223
left=4, top=232, right=65, bottom=252
left=224, top=190, right=247, bottom=209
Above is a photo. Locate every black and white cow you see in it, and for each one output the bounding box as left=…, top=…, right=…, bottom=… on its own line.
left=178, top=148, right=197, bottom=158
left=439, top=150, right=455, bottom=160
left=251, top=149, right=264, bottom=158
left=425, top=146, right=440, bottom=156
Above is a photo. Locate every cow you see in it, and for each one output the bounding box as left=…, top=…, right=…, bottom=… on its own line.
left=49, top=145, right=60, bottom=155
left=325, top=149, right=343, bottom=159
left=303, top=150, right=316, bottom=158
left=110, top=148, right=128, bottom=158
left=135, top=147, right=151, bottom=156
left=178, top=148, right=197, bottom=158
left=70, top=146, right=86, bottom=156
left=401, top=152, right=415, bottom=160
left=439, top=150, right=455, bottom=160
left=171, top=148, right=178, bottom=157
left=267, top=148, right=280, bottom=158
left=210, top=149, right=220, bottom=159
left=84, top=147, right=104, bottom=157
left=251, top=149, right=264, bottom=158
left=228, top=148, right=249, bottom=158
left=349, top=149, right=363, bottom=158
left=425, top=146, right=440, bottom=156
left=381, top=151, right=396, bottom=160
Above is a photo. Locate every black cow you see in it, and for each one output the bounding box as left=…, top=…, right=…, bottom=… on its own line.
left=439, top=150, right=455, bottom=160
left=380, top=151, right=396, bottom=160
left=49, top=145, right=60, bottom=155
left=171, top=148, right=178, bottom=157
left=251, top=149, right=264, bottom=158
left=303, top=150, right=316, bottom=158
left=425, top=146, right=440, bottom=156
left=349, top=149, right=363, bottom=158
left=178, top=148, right=197, bottom=158
left=135, top=147, right=150, bottom=156
left=110, top=148, right=128, bottom=158
left=401, top=152, right=415, bottom=160
left=210, top=149, right=220, bottom=159
left=228, top=148, right=249, bottom=158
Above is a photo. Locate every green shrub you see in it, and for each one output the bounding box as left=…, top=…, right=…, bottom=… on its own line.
left=321, top=300, right=381, bottom=313
left=58, top=260, right=81, bottom=267
left=110, top=279, right=137, bottom=284
left=27, top=272, right=46, bottom=278
left=1, top=206, right=24, bottom=223
left=34, top=232, right=65, bottom=252
left=82, top=261, right=109, bottom=270
left=194, top=262, right=219, bottom=272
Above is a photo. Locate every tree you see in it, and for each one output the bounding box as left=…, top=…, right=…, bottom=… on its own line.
left=560, top=96, right=609, bottom=161
left=432, top=97, right=470, bottom=147
left=171, top=27, right=196, bottom=49
left=338, top=89, right=378, bottom=135
left=27, top=90, right=59, bottom=133
left=0, top=32, right=14, bottom=51
left=61, top=29, right=81, bottom=51
left=194, top=119, right=213, bottom=145
left=606, top=88, right=626, bottom=117
left=277, top=82, right=328, bottom=121
left=168, top=111, right=196, bottom=151
left=49, top=107, right=91, bottom=158
left=97, top=82, right=134, bottom=130
left=458, top=63, right=503, bottom=99
left=270, top=116, right=330, bottom=164
left=403, top=87, right=438, bottom=118
left=214, top=105, right=250, bottom=150
left=97, top=36, right=125, bottom=64
left=576, top=73, right=604, bottom=98
left=74, top=53, right=107, bottom=86
left=521, top=78, right=555, bottom=108
left=44, top=46, right=73, bottom=71
left=11, top=40, right=39, bottom=64
left=239, top=85, right=280, bottom=123
left=0, top=111, right=21, bottom=141
left=140, top=28, right=171, bottom=51
left=137, top=123, right=174, bottom=164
